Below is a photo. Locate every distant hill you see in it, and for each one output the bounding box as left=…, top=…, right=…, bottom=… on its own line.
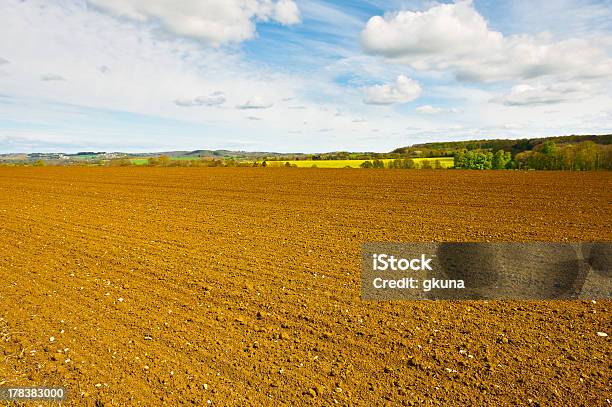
left=133, top=149, right=300, bottom=159
left=0, top=149, right=301, bottom=162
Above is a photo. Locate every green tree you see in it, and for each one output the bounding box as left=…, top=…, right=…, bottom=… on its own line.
left=483, top=152, right=493, bottom=169
left=403, top=159, right=415, bottom=169
left=372, top=159, right=385, bottom=168
left=492, top=150, right=511, bottom=169
left=388, top=159, right=401, bottom=169
left=453, top=150, right=466, bottom=169
left=504, top=152, right=514, bottom=169
left=541, top=141, right=556, bottom=155
left=575, top=141, right=597, bottom=170
left=421, top=160, right=433, bottom=170
left=541, top=141, right=557, bottom=169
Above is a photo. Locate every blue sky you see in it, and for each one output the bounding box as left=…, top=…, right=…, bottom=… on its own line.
left=0, top=0, right=611, bottom=153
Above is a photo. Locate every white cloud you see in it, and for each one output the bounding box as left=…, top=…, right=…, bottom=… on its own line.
left=0, top=57, right=9, bottom=65
left=361, top=0, right=612, bottom=83
left=363, top=75, right=422, bottom=105
left=362, top=1, right=500, bottom=59
left=175, top=92, right=226, bottom=107
left=87, top=0, right=300, bottom=46
left=274, top=0, right=301, bottom=25
left=236, top=96, right=273, bottom=109
left=416, top=105, right=459, bottom=114
left=497, top=82, right=592, bottom=106
left=41, top=73, right=66, bottom=81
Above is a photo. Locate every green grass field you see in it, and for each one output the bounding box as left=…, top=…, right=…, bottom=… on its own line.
left=267, top=157, right=454, bottom=168
left=129, top=158, right=149, bottom=165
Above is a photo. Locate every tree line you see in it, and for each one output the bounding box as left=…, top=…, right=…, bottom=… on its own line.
left=514, top=141, right=611, bottom=170
left=453, top=150, right=512, bottom=170
left=360, top=159, right=445, bottom=169
left=453, top=141, right=611, bottom=170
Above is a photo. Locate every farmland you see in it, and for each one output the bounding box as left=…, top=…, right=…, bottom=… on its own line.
left=129, top=157, right=199, bottom=165
left=267, top=157, right=454, bottom=168
left=0, top=167, right=610, bottom=406
left=127, top=157, right=455, bottom=168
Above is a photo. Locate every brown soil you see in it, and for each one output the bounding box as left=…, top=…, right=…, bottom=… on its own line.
left=0, top=167, right=610, bottom=406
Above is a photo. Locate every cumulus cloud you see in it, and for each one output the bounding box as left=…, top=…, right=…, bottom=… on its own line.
left=274, top=0, right=300, bottom=25
left=363, top=75, right=422, bottom=105
left=362, top=1, right=499, bottom=59
left=497, top=82, right=591, bottom=106
left=236, top=96, right=273, bottom=109
left=361, top=0, right=612, bottom=83
left=416, top=105, right=459, bottom=114
left=175, top=92, right=226, bottom=107
left=41, top=74, right=65, bottom=81
left=87, top=0, right=301, bottom=46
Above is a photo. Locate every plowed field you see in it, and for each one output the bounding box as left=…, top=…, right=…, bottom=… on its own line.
left=0, top=167, right=610, bottom=406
